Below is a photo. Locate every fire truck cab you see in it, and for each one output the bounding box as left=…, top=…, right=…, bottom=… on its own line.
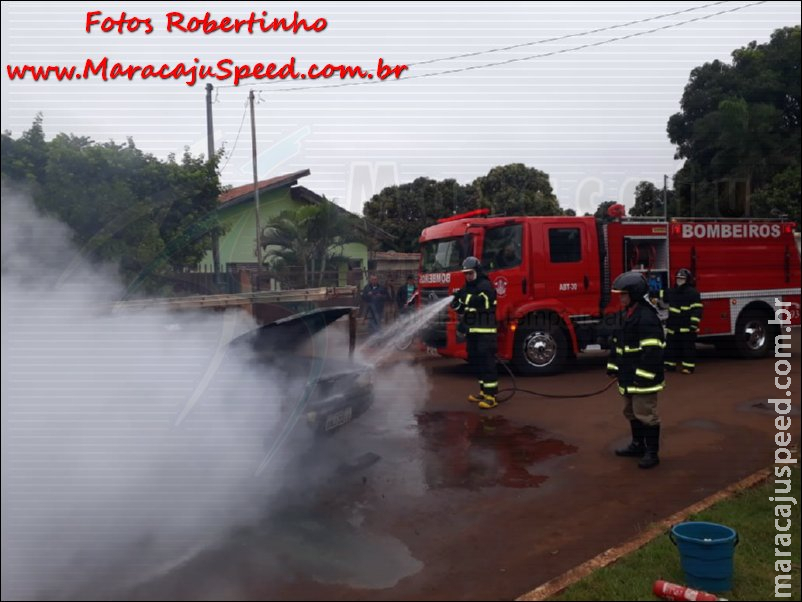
left=418, top=210, right=801, bottom=375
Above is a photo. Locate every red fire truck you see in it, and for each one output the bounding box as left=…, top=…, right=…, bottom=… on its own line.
left=418, top=209, right=801, bottom=375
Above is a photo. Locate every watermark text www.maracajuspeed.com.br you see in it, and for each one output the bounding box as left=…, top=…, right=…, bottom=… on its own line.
left=6, top=57, right=409, bottom=87
left=770, top=298, right=796, bottom=598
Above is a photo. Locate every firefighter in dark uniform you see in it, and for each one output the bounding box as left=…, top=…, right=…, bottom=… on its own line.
left=661, top=268, right=703, bottom=374
left=607, top=271, right=665, bottom=469
left=451, top=257, right=499, bottom=409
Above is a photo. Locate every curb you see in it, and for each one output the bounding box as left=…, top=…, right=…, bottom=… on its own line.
left=516, top=467, right=772, bottom=601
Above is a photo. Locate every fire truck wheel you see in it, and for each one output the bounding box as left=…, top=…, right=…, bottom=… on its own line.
left=512, top=324, right=568, bottom=376
left=734, top=310, right=774, bottom=359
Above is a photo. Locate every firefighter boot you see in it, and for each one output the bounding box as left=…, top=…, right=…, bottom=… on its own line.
left=478, top=394, right=498, bottom=410
left=638, top=424, right=661, bottom=469
left=467, top=392, right=485, bottom=403
left=615, top=420, right=646, bottom=457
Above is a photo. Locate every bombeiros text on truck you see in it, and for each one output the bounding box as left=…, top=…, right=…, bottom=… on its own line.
left=418, top=208, right=801, bottom=375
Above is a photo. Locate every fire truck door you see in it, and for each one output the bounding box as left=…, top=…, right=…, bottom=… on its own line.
left=541, top=222, right=600, bottom=314
left=481, top=223, right=525, bottom=320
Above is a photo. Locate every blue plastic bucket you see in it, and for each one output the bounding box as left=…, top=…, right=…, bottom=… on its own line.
left=670, top=521, right=738, bottom=593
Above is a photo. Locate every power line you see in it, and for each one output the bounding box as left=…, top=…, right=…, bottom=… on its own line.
left=218, top=97, right=249, bottom=173
left=247, top=0, right=766, bottom=94
left=219, top=0, right=753, bottom=92
left=407, top=0, right=730, bottom=68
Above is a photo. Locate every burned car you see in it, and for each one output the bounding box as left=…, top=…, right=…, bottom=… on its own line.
left=230, top=306, right=374, bottom=436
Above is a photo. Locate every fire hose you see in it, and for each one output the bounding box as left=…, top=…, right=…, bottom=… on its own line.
left=495, top=357, right=618, bottom=403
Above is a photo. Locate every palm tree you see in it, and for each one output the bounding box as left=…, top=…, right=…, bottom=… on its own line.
left=260, top=200, right=362, bottom=288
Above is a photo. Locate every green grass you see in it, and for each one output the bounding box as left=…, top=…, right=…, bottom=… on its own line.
left=554, top=468, right=800, bottom=601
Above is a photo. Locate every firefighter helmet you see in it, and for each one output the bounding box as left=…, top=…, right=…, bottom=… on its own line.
left=675, top=268, right=693, bottom=282
left=461, top=256, right=482, bottom=273
left=611, top=271, right=648, bottom=298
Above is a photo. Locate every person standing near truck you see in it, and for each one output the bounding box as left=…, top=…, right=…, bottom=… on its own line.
left=361, top=274, right=389, bottom=336
left=451, top=257, right=499, bottom=409
left=396, top=274, right=418, bottom=316
left=661, top=268, right=703, bottom=374
left=607, top=271, right=665, bottom=469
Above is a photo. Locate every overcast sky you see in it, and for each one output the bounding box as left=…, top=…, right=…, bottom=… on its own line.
left=2, top=1, right=799, bottom=216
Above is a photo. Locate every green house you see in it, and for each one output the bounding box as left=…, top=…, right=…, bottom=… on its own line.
left=200, top=169, right=371, bottom=287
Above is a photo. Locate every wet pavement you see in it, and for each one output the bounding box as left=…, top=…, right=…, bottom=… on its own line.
left=49, top=333, right=802, bottom=600
left=415, top=412, right=577, bottom=489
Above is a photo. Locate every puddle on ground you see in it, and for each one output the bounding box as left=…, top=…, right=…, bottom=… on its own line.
left=415, top=411, right=577, bottom=490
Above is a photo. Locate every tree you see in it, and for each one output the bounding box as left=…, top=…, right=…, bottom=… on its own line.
left=261, top=199, right=362, bottom=287
left=631, top=181, right=675, bottom=217
left=363, top=177, right=475, bottom=253
left=667, top=26, right=801, bottom=217
left=749, top=165, right=801, bottom=226
left=473, top=163, right=561, bottom=216
left=1, top=118, right=224, bottom=289
left=1, top=113, right=47, bottom=188
left=362, top=163, right=563, bottom=253
left=592, top=201, right=619, bottom=221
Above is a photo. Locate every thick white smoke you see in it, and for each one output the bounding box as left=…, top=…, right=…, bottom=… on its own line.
left=1, top=186, right=431, bottom=599
left=0, top=188, right=301, bottom=598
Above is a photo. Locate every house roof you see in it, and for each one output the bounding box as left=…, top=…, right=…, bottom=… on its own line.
left=218, top=170, right=395, bottom=243
left=218, top=169, right=311, bottom=208
left=290, top=186, right=395, bottom=242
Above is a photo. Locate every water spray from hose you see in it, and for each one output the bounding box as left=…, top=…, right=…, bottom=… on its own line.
left=357, top=296, right=453, bottom=366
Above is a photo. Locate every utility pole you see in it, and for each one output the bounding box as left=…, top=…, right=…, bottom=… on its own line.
left=663, top=174, right=668, bottom=221
left=206, top=84, right=221, bottom=277
left=249, top=90, right=264, bottom=270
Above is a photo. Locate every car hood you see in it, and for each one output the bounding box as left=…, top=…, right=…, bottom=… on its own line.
left=232, top=306, right=355, bottom=355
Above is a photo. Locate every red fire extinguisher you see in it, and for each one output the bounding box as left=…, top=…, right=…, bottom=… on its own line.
left=653, top=580, right=727, bottom=601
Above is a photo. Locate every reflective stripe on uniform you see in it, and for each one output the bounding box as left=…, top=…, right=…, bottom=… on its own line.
left=469, top=327, right=497, bottom=334
left=690, top=316, right=700, bottom=322
left=635, top=368, right=656, bottom=380
left=669, top=307, right=681, bottom=314
left=483, top=381, right=498, bottom=389
left=620, top=383, right=665, bottom=395
left=665, top=327, right=675, bottom=334
left=607, top=363, right=618, bottom=371
left=682, top=362, right=696, bottom=368
left=628, top=383, right=665, bottom=394
left=464, top=294, right=472, bottom=306
left=691, top=303, right=704, bottom=309
left=664, top=361, right=677, bottom=366
left=680, top=328, right=691, bottom=333
left=478, top=292, right=491, bottom=309
left=640, top=338, right=664, bottom=348
left=623, top=346, right=642, bottom=354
